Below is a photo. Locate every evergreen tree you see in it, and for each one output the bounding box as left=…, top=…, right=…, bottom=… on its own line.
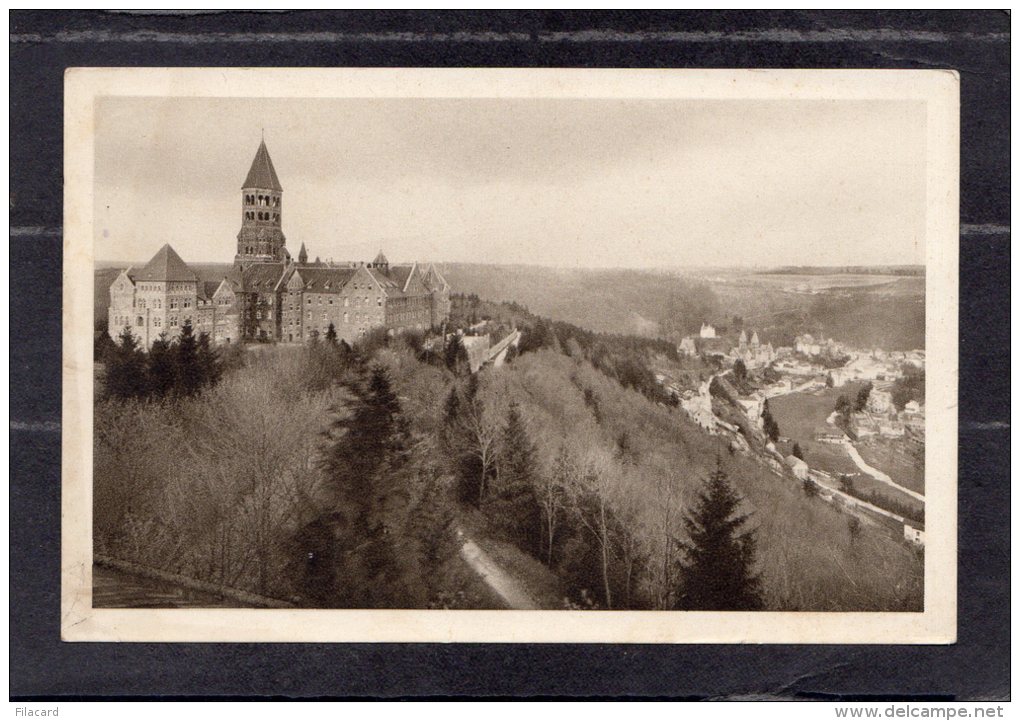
left=733, top=359, right=748, bottom=384
left=146, top=332, right=176, bottom=399
left=407, top=464, right=457, bottom=599
left=444, top=335, right=468, bottom=374
left=196, top=331, right=222, bottom=389
left=105, top=325, right=149, bottom=400
left=94, top=325, right=117, bottom=363
left=315, top=365, right=417, bottom=606
left=675, top=461, right=763, bottom=611
left=443, top=385, right=461, bottom=427
left=854, top=382, right=873, bottom=413
left=325, top=322, right=338, bottom=346
left=761, top=399, right=781, bottom=443
left=485, top=403, right=543, bottom=555
left=847, top=516, right=862, bottom=545
left=174, top=320, right=202, bottom=397
left=792, top=442, right=804, bottom=461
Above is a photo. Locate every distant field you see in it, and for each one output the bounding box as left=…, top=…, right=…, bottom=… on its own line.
left=857, top=438, right=925, bottom=495
left=737, top=274, right=903, bottom=291
left=771, top=386, right=925, bottom=517
left=769, top=384, right=867, bottom=443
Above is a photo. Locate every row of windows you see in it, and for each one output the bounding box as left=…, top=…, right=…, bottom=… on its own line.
left=114, top=315, right=188, bottom=329
left=393, top=311, right=428, bottom=324
left=245, top=211, right=279, bottom=222
left=153, top=316, right=186, bottom=328
left=294, top=311, right=375, bottom=325
left=245, top=194, right=280, bottom=207
left=303, top=295, right=381, bottom=308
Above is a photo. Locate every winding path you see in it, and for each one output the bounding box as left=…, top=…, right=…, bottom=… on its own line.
left=842, top=442, right=925, bottom=502
left=456, top=528, right=539, bottom=610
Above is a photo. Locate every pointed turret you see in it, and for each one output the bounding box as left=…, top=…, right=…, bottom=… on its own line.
left=371, top=250, right=389, bottom=271
left=242, top=139, right=283, bottom=192
left=298, top=242, right=308, bottom=265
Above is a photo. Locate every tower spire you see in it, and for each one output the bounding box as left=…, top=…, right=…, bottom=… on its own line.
left=236, top=137, right=286, bottom=266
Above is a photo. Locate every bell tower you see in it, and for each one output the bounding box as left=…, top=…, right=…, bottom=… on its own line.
left=235, top=138, right=288, bottom=266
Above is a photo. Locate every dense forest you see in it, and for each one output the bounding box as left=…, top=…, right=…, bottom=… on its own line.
left=95, top=308, right=923, bottom=611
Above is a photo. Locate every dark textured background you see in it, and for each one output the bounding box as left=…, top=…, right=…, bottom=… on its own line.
left=9, top=10, right=1010, bottom=700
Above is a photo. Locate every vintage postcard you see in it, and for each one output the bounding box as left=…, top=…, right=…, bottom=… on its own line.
left=62, top=68, right=958, bottom=643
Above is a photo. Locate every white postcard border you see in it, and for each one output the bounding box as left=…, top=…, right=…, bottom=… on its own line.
left=62, top=68, right=958, bottom=643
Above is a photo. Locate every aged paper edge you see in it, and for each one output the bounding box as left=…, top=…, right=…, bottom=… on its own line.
left=61, top=68, right=958, bottom=643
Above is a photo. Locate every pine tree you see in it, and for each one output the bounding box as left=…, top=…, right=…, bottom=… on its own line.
left=325, top=322, right=338, bottom=346
left=444, top=335, right=468, bottom=374
left=196, top=331, right=222, bottom=389
left=316, top=365, right=416, bottom=606
left=146, top=332, right=176, bottom=399
left=407, top=464, right=457, bottom=599
left=733, top=359, right=748, bottom=384
left=675, top=461, right=763, bottom=610
left=761, top=399, right=781, bottom=443
left=485, top=403, right=543, bottom=555
left=105, top=325, right=149, bottom=400
left=174, top=320, right=202, bottom=397
left=792, top=442, right=804, bottom=461
left=854, top=382, right=873, bottom=413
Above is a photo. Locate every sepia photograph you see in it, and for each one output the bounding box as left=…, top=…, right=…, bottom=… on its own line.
left=61, top=68, right=959, bottom=643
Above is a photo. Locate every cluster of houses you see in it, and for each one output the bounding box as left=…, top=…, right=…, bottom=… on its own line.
left=848, top=383, right=924, bottom=441
left=826, top=347, right=925, bottom=387
left=678, top=324, right=777, bottom=369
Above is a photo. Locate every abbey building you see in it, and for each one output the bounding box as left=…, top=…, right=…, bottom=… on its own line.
left=108, top=139, right=450, bottom=348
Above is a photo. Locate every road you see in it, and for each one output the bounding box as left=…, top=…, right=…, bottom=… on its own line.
left=456, top=528, right=539, bottom=610
left=841, top=441, right=926, bottom=502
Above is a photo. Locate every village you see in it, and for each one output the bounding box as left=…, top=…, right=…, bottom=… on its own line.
left=659, top=323, right=926, bottom=548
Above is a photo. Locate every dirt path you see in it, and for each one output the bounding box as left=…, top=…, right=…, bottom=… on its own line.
left=842, top=442, right=926, bottom=502
left=456, top=529, right=539, bottom=610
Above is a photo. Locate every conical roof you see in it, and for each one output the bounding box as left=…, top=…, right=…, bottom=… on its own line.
left=135, top=244, right=199, bottom=282
left=373, top=250, right=389, bottom=265
left=243, top=139, right=282, bottom=191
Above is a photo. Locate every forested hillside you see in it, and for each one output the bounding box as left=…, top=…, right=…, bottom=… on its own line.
left=95, top=311, right=923, bottom=610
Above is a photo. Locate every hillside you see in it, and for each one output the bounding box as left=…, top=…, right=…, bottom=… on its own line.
left=436, top=263, right=926, bottom=350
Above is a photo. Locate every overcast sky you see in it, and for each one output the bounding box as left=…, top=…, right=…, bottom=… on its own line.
left=94, top=96, right=926, bottom=268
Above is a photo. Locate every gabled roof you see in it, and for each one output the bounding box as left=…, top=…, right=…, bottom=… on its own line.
left=367, top=268, right=406, bottom=297
left=134, top=244, right=199, bottom=282
left=239, top=262, right=286, bottom=292
left=295, top=267, right=358, bottom=293
left=386, top=264, right=415, bottom=291
left=422, top=263, right=449, bottom=291
left=197, top=281, right=221, bottom=301
left=242, top=140, right=283, bottom=191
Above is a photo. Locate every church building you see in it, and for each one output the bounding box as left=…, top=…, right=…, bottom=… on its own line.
left=109, top=139, right=450, bottom=347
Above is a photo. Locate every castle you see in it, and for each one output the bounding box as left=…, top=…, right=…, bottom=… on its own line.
left=108, top=139, right=450, bottom=348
